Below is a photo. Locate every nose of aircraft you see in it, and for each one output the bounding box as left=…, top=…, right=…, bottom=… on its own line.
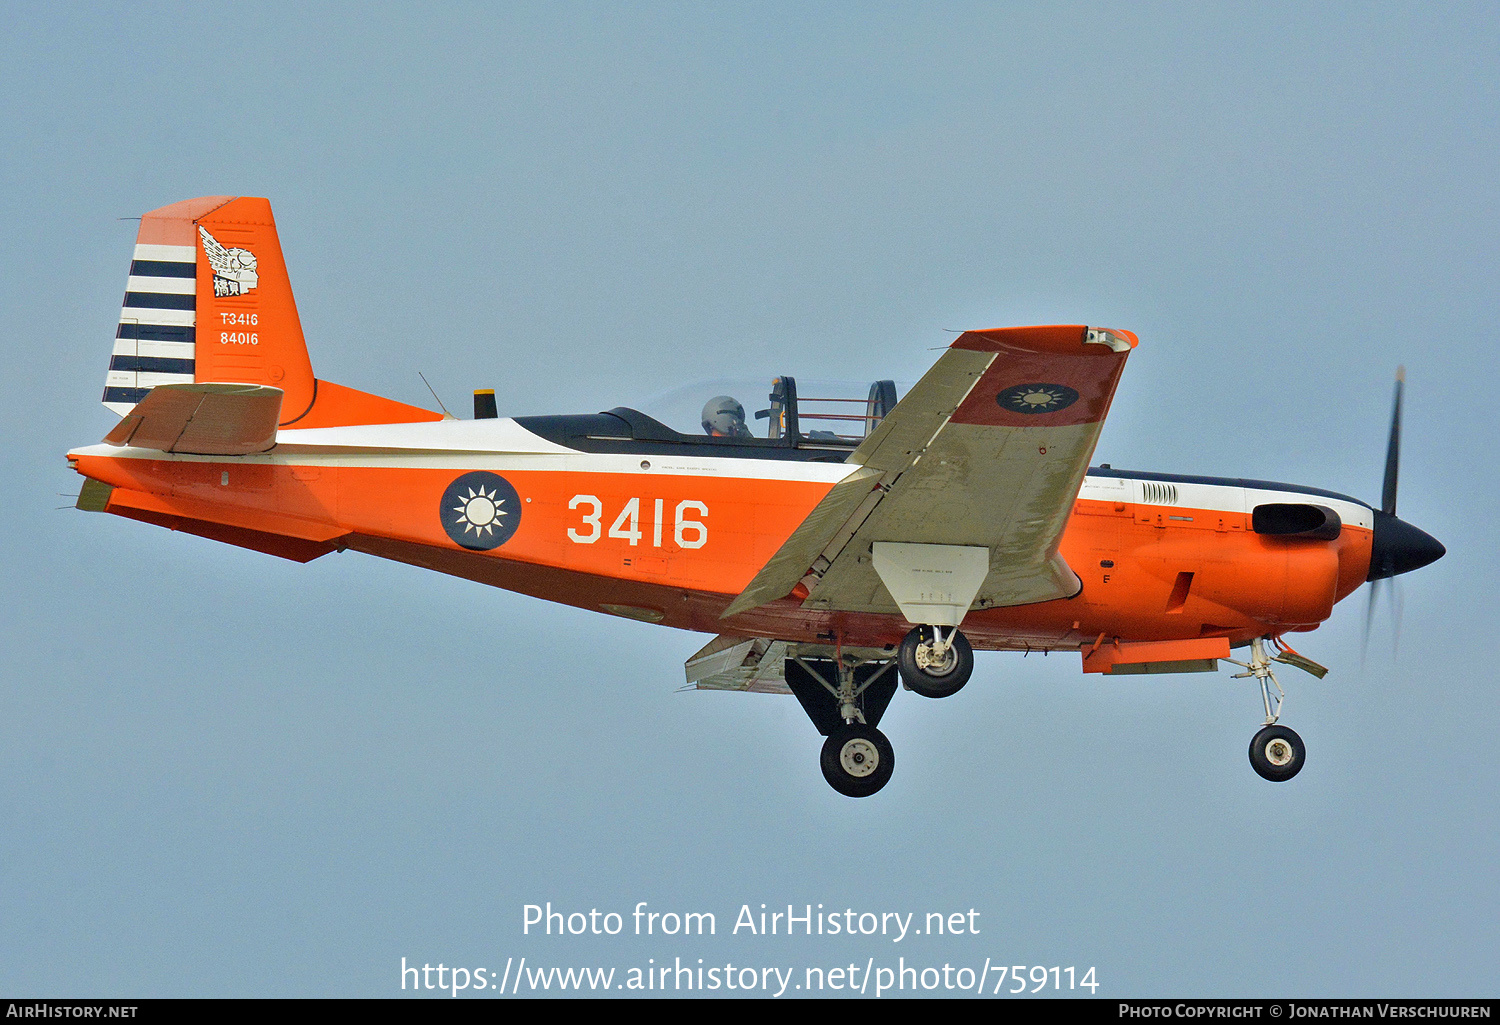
left=1367, top=510, right=1446, bottom=580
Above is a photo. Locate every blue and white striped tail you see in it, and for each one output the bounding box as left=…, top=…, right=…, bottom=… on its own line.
left=104, top=242, right=197, bottom=414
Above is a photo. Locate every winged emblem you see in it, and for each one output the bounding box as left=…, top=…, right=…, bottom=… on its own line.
left=198, top=225, right=259, bottom=297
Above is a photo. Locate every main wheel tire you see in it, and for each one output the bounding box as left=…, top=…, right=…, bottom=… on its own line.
left=820, top=723, right=895, bottom=798
left=1248, top=724, right=1306, bottom=782
left=897, top=627, right=974, bottom=698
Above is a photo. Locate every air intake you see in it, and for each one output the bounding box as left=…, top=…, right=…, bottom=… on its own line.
left=1252, top=503, right=1341, bottom=540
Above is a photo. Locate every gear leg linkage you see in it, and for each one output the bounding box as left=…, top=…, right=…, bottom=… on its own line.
left=925, top=625, right=954, bottom=661
left=792, top=656, right=897, bottom=725
left=1225, top=636, right=1285, bottom=725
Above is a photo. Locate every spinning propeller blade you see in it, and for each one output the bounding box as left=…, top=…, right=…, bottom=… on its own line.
left=1363, top=366, right=1437, bottom=658
left=1381, top=367, right=1404, bottom=516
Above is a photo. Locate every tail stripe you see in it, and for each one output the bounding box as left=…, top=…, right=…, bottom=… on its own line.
left=107, top=355, right=195, bottom=374
left=123, top=292, right=196, bottom=310
left=126, top=275, right=195, bottom=294
left=103, top=387, right=150, bottom=406
left=118, top=308, right=194, bottom=327
left=104, top=242, right=197, bottom=414
left=116, top=323, right=195, bottom=342
left=128, top=260, right=195, bottom=278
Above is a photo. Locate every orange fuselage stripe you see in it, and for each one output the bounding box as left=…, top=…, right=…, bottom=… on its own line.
left=72, top=450, right=1373, bottom=652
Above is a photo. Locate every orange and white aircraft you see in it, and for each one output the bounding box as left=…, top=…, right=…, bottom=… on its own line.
left=69, top=196, right=1446, bottom=796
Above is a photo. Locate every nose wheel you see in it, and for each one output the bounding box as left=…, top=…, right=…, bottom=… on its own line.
left=1248, top=723, right=1306, bottom=782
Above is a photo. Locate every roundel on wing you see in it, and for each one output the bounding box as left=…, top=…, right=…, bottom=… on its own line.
left=440, top=471, right=522, bottom=550
left=995, top=382, right=1080, bottom=415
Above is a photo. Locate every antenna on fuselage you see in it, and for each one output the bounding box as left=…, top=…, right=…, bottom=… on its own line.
left=418, top=372, right=458, bottom=420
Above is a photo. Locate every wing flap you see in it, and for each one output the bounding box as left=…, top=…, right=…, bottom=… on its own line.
left=720, top=465, right=881, bottom=618
left=684, top=634, right=792, bottom=694
left=104, top=382, right=282, bottom=455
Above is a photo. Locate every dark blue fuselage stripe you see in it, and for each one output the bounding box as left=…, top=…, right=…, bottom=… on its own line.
left=117, top=323, right=194, bottom=342
left=129, top=260, right=196, bottom=278
left=123, top=292, right=195, bottom=310
left=103, top=386, right=151, bottom=404
left=109, top=355, right=195, bottom=374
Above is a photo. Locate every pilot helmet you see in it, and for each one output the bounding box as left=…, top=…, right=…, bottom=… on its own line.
left=701, top=396, right=749, bottom=437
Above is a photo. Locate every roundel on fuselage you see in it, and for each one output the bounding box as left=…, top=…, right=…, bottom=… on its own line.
left=440, top=471, right=522, bottom=550
left=995, top=382, right=1079, bottom=414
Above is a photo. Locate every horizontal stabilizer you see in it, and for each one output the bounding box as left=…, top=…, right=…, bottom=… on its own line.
left=104, top=382, right=282, bottom=455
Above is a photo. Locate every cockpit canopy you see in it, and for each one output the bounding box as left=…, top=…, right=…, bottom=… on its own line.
left=512, top=377, right=903, bottom=460
left=646, top=377, right=901, bottom=446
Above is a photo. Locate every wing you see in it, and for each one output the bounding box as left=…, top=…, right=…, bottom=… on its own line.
left=104, top=382, right=283, bottom=455
left=724, top=324, right=1136, bottom=620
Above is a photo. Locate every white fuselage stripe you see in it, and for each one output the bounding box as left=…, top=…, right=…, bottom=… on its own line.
left=1080, top=475, right=1373, bottom=530
left=71, top=417, right=1374, bottom=526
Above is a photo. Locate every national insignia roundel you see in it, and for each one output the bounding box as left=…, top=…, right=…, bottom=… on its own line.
left=995, top=382, right=1080, bottom=415
left=440, top=471, right=522, bottom=550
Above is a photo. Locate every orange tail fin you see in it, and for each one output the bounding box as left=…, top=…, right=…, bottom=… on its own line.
left=106, top=196, right=440, bottom=428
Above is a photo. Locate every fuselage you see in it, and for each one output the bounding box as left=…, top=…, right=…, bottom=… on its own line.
left=68, top=411, right=1416, bottom=657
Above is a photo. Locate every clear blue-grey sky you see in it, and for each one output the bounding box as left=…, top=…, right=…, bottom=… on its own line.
left=1, top=1, right=1496, bottom=998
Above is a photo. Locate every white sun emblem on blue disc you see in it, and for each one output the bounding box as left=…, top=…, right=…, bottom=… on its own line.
left=440, top=472, right=522, bottom=550
left=996, top=382, right=1080, bottom=414
left=453, top=485, right=506, bottom=537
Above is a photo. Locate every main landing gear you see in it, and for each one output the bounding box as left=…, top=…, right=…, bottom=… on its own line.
left=786, top=626, right=974, bottom=797
left=1227, top=637, right=1307, bottom=782
left=821, top=723, right=896, bottom=799
left=784, top=653, right=902, bottom=797
left=897, top=626, right=974, bottom=698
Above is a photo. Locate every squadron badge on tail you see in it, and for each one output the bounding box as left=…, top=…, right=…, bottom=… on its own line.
left=198, top=225, right=259, bottom=297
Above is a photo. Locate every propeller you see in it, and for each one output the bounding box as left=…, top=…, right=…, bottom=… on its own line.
left=1363, top=367, right=1419, bottom=659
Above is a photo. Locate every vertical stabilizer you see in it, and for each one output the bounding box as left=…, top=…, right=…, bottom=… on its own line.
left=104, top=196, right=440, bottom=429
left=105, top=196, right=318, bottom=423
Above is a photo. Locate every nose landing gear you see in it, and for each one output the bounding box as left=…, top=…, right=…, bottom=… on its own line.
left=1227, top=637, right=1312, bottom=782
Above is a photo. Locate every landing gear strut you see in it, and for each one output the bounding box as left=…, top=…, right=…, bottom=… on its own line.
left=1227, top=637, right=1307, bottom=782
left=897, top=626, right=974, bottom=698
left=784, top=654, right=899, bottom=797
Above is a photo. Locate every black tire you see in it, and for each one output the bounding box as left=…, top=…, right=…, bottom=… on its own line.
left=897, top=627, right=974, bottom=698
left=1248, top=724, right=1306, bottom=782
left=820, top=723, right=895, bottom=798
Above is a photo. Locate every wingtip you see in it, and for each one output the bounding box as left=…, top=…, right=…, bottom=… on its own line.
left=1086, top=327, right=1138, bottom=352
